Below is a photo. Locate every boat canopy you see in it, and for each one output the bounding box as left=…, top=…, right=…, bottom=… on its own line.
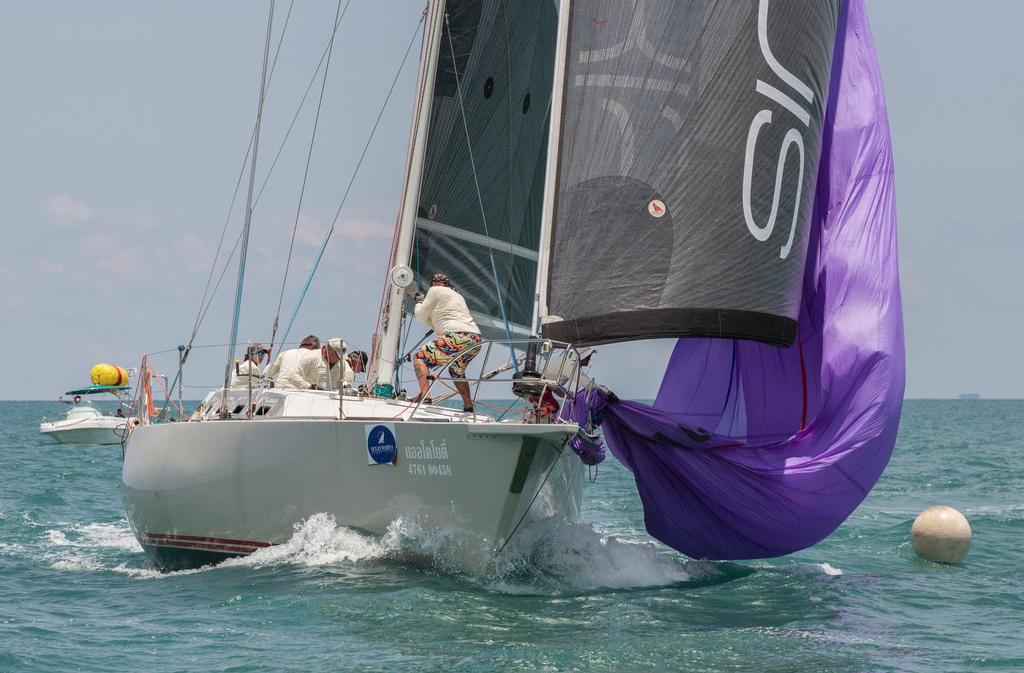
left=64, top=385, right=130, bottom=396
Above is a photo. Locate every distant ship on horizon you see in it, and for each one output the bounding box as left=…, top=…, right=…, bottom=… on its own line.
left=958, top=393, right=982, bottom=400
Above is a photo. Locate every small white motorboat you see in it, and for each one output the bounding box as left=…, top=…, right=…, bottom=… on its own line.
left=40, top=385, right=133, bottom=446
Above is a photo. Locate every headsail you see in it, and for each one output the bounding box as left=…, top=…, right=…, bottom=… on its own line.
left=540, top=1, right=841, bottom=347
left=567, top=0, right=904, bottom=559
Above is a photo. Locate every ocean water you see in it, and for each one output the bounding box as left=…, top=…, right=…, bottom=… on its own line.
left=1, top=399, right=1022, bottom=673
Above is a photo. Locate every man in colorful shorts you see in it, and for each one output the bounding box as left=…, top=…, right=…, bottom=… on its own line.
left=411, top=273, right=481, bottom=412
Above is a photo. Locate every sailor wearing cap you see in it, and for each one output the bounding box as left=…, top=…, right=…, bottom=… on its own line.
left=318, top=338, right=368, bottom=391
left=230, top=342, right=270, bottom=387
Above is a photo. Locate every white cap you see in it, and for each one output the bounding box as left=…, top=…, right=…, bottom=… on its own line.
left=327, top=338, right=346, bottom=354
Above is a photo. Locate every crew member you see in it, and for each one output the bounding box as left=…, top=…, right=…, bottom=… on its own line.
left=318, top=338, right=368, bottom=391
left=231, top=342, right=269, bottom=387
left=411, top=273, right=480, bottom=412
left=267, top=335, right=323, bottom=389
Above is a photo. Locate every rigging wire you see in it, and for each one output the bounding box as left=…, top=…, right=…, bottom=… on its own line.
left=221, top=0, right=277, bottom=400
left=162, top=0, right=294, bottom=418
left=189, top=3, right=352, bottom=347
left=186, top=0, right=296, bottom=352
left=276, top=11, right=426, bottom=349
left=495, top=442, right=566, bottom=556
left=252, top=4, right=355, bottom=207
left=164, top=1, right=355, bottom=418
left=183, top=0, right=356, bottom=354
left=269, top=0, right=350, bottom=355
left=496, top=3, right=527, bottom=339
left=442, top=12, right=518, bottom=369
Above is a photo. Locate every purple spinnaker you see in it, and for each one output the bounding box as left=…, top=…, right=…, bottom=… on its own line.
left=580, top=0, right=905, bottom=559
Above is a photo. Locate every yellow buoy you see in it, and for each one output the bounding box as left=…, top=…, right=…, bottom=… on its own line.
left=90, top=363, right=129, bottom=387
left=911, top=505, right=972, bottom=564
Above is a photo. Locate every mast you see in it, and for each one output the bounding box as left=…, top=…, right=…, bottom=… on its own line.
left=534, top=0, right=571, bottom=333
left=222, top=0, right=276, bottom=406
left=370, top=0, right=446, bottom=393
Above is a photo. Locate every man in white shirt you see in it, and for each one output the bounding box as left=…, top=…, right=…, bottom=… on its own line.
left=230, top=342, right=269, bottom=387
left=267, top=335, right=323, bottom=389
left=318, top=338, right=368, bottom=391
left=411, top=273, right=481, bottom=411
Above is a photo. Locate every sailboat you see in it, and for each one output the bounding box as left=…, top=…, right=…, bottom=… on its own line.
left=123, top=0, right=903, bottom=570
left=123, top=0, right=583, bottom=571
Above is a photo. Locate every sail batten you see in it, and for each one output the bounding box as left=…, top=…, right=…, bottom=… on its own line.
left=416, top=217, right=539, bottom=261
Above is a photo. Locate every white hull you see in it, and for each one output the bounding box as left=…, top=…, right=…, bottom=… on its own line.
left=40, top=414, right=126, bottom=445
left=123, top=402, right=583, bottom=570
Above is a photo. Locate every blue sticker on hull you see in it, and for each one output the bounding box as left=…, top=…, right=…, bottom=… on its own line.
left=366, top=424, right=397, bottom=465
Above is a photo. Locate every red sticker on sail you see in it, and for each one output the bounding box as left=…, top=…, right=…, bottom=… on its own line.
left=648, top=199, right=666, bottom=218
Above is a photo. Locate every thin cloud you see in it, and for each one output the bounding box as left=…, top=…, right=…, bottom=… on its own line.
left=0, top=265, right=25, bottom=312
left=295, top=213, right=328, bottom=248
left=33, top=257, right=65, bottom=275
left=291, top=214, right=391, bottom=247
left=47, top=194, right=93, bottom=223
left=338, top=217, right=391, bottom=241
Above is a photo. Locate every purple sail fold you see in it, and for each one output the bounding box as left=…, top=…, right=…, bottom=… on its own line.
left=586, top=0, right=905, bottom=560
left=560, top=387, right=607, bottom=466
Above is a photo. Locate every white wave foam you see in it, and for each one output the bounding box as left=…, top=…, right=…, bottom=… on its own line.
left=758, top=560, right=844, bottom=578
left=111, top=512, right=695, bottom=593
left=37, top=520, right=144, bottom=573
left=45, top=529, right=69, bottom=546
left=112, top=563, right=207, bottom=580
left=43, top=521, right=142, bottom=552
left=101, top=515, right=389, bottom=580
left=48, top=553, right=105, bottom=572
left=242, top=514, right=703, bottom=594
left=76, top=522, right=143, bottom=552
left=220, top=513, right=389, bottom=569
left=76, top=512, right=699, bottom=593
left=819, top=563, right=843, bottom=576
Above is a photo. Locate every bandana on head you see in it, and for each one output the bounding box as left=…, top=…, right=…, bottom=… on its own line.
left=431, top=273, right=453, bottom=288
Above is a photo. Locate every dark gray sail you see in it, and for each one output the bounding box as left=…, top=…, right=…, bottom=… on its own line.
left=411, top=0, right=557, bottom=339
left=542, top=0, right=841, bottom=347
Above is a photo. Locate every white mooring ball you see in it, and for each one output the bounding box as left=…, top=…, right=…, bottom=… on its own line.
left=911, top=505, right=972, bottom=564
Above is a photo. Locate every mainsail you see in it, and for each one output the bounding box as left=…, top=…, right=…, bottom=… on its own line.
left=540, top=0, right=841, bottom=347
left=562, top=0, right=904, bottom=559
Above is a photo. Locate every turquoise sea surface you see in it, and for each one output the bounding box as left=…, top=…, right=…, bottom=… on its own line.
left=1, top=399, right=1022, bottom=672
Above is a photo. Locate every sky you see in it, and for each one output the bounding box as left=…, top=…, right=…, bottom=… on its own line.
left=1, top=1, right=1022, bottom=400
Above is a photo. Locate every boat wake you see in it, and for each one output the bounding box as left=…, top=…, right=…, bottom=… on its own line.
left=482, top=518, right=709, bottom=594
left=226, top=513, right=710, bottom=594
left=43, top=521, right=143, bottom=572
left=37, top=514, right=735, bottom=593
